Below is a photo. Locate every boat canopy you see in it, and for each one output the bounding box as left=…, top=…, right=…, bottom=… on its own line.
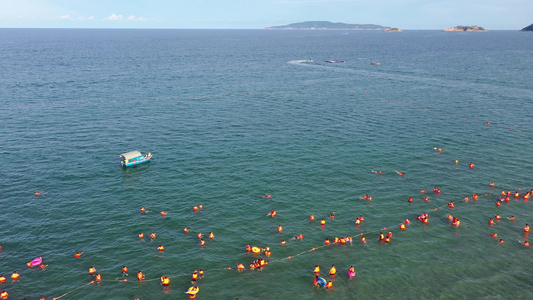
left=120, top=151, right=142, bottom=160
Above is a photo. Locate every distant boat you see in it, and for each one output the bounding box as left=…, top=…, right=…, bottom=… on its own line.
left=371, top=62, right=381, bottom=65
left=325, top=60, right=345, bottom=63
left=120, top=151, right=152, bottom=167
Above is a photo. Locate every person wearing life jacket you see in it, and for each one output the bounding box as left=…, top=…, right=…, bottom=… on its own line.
left=348, top=266, right=356, bottom=278
left=1, top=290, right=8, bottom=299
left=138, top=233, right=144, bottom=239
left=0, top=275, right=5, bottom=283
left=158, top=245, right=165, bottom=252
left=245, top=245, right=252, bottom=252
left=400, top=224, right=406, bottom=230
left=326, top=281, right=333, bottom=289
left=11, top=271, right=20, bottom=281
left=198, top=270, right=204, bottom=278
left=137, top=271, right=145, bottom=281
left=379, top=232, right=385, bottom=241
left=95, top=273, right=102, bottom=282
left=310, top=215, right=315, bottom=221
left=122, top=266, right=128, bottom=276
left=88, top=267, right=96, bottom=275
left=237, top=263, right=245, bottom=271
left=192, top=270, right=198, bottom=282
left=489, top=218, right=495, bottom=226
left=197, top=232, right=203, bottom=239
left=524, top=224, right=530, bottom=233
left=329, top=213, right=335, bottom=219
left=324, top=239, right=330, bottom=245
left=149, top=232, right=157, bottom=240
left=329, top=265, right=336, bottom=276
left=361, top=236, right=366, bottom=243
left=161, top=276, right=170, bottom=286
left=524, top=241, right=530, bottom=247
left=208, top=232, right=215, bottom=239
left=278, top=225, right=283, bottom=233
left=281, top=240, right=286, bottom=245
left=314, top=265, right=320, bottom=275
left=314, top=275, right=319, bottom=286
left=509, top=216, right=515, bottom=221
left=320, top=219, right=326, bottom=226
left=74, top=252, right=83, bottom=258
left=200, top=239, right=205, bottom=247
left=355, top=219, right=361, bottom=225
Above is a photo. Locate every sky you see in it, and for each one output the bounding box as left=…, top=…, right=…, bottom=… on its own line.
left=0, top=0, right=531, bottom=30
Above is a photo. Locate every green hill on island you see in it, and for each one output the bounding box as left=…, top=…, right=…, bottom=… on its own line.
left=265, top=21, right=391, bottom=30
left=444, top=25, right=486, bottom=31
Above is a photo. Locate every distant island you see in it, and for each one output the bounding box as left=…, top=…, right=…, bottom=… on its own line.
left=265, top=21, right=391, bottom=30
left=384, top=28, right=403, bottom=32
left=444, top=25, right=486, bottom=32
left=521, top=23, right=533, bottom=31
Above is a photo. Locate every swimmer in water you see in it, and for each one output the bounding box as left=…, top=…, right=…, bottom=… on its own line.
left=395, top=170, right=405, bottom=176
left=371, top=170, right=382, bottom=174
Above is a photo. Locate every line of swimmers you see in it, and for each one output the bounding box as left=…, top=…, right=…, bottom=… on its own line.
left=237, top=258, right=268, bottom=271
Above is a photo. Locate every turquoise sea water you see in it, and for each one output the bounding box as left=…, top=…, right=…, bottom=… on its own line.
left=1, top=29, right=533, bottom=299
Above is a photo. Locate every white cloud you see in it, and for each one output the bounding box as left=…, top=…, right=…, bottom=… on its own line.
left=59, top=15, right=95, bottom=21
left=103, top=13, right=149, bottom=22
left=104, top=13, right=124, bottom=21
left=127, top=15, right=147, bottom=22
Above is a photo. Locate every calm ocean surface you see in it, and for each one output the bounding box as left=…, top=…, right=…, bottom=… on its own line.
left=1, top=28, right=533, bottom=299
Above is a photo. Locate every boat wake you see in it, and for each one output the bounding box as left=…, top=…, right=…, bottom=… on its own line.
left=287, top=59, right=533, bottom=98
left=287, top=59, right=315, bottom=65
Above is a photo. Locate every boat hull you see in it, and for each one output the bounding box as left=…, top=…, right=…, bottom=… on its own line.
left=122, top=156, right=151, bottom=167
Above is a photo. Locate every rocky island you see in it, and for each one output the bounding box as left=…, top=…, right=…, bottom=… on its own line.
left=521, top=23, right=533, bottom=31
left=383, top=28, right=403, bottom=32
left=265, top=21, right=391, bottom=30
left=444, top=25, right=486, bottom=32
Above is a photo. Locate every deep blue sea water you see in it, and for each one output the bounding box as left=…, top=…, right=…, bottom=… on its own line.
left=1, top=29, right=533, bottom=299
